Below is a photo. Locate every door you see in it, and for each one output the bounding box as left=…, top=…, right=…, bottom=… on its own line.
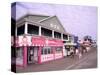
left=27, top=46, right=38, bottom=64
left=33, top=47, right=38, bottom=63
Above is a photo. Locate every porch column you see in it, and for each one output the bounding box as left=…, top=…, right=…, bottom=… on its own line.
left=67, top=35, right=69, bottom=41
left=25, top=22, right=28, bottom=34
left=61, top=33, right=63, bottom=40
left=23, top=46, right=27, bottom=67
left=15, top=26, right=17, bottom=37
left=52, top=30, right=54, bottom=38
left=38, top=46, right=42, bottom=64
left=39, top=26, right=41, bottom=36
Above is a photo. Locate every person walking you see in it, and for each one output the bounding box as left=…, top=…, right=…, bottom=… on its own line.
left=78, top=46, right=83, bottom=59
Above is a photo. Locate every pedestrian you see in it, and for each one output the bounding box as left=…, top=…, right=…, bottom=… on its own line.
left=78, top=46, right=83, bottom=59
left=75, top=47, right=79, bottom=55
left=70, top=47, right=75, bottom=58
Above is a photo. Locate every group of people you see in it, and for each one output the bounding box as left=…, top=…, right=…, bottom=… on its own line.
left=69, top=42, right=91, bottom=59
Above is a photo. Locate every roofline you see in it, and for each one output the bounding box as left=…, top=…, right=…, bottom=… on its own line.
left=15, top=14, right=72, bottom=36
left=15, top=13, right=50, bottom=22
left=39, top=15, right=67, bottom=32
left=38, top=15, right=56, bottom=23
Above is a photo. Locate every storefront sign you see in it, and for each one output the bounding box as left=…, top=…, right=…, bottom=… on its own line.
left=16, top=36, right=31, bottom=46
left=47, top=39, right=63, bottom=46
left=50, top=24, right=60, bottom=30
left=16, top=36, right=63, bottom=46
left=31, top=36, right=45, bottom=46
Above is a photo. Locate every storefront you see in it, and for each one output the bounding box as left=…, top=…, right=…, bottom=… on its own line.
left=11, top=14, right=71, bottom=67
left=15, top=35, right=64, bottom=67
left=64, top=43, right=76, bottom=56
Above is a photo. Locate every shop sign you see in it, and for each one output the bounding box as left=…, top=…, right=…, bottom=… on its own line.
left=16, top=36, right=63, bottom=46
left=46, top=39, right=63, bottom=46
left=31, top=36, right=45, bottom=46
left=50, top=24, right=60, bottom=30
left=17, top=36, right=31, bottom=46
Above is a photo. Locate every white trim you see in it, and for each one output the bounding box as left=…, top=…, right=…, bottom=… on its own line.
left=25, top=22, right=28, bottom=34
left=52, top=30, right=54, bottom=38
left=61, top=33, right=63, bottom=40
left=15, top=26, right=17, bottom=37
left=38, top=16, right=55, bottom=23
left=39, top=26, right=41, bottom=36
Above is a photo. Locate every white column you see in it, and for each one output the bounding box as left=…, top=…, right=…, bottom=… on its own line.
left=15, top=26, right=17, bottom=36
left=39, top=26, right=41, bottom=36
left=25, top=22, right=28, bottom=34
left=61, top=33, right=63, bottom=40
left=52, top=30, right=54, bottom=38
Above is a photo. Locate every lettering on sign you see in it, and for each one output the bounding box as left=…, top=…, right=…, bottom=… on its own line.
left=50, top=24, right=60, bottom=30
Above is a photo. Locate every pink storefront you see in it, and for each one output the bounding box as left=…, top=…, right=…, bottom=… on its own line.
left=15, top=35, right=64, bottom=67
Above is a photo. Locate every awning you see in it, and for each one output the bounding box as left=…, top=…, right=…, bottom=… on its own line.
left=64, top=43, right=77, bottom=46
left=16, top=36, right=64, bottom=46
left=31, top=36, right=63, bottom=46
left=31, top=36, right=45, bottom=46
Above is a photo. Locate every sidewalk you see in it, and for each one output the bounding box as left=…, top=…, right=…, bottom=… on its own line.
left=16, top=47, right=97, bottom=73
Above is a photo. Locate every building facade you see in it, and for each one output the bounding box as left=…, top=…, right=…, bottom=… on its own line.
left=11, top=14, right=74, bottom=67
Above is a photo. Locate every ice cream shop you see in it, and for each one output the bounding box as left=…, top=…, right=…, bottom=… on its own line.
left=11, top=14, right=70, bottom=67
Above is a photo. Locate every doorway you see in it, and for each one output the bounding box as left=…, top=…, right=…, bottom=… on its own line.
left=27, top=46, right=38, bottom=64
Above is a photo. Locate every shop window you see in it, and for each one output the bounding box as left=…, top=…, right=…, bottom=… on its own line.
left=48, top=48, right=51, bottom=54
left=17, top=25, right=25, bottom=35
left=41, top=48, right=44, bottom=54
left=44, top=48, right=48, bottom=54
left=16, top=47, right=23, bottom=59
left=56, top=47, right=62, bottom=53
left=28, top=24, right=39, bottom=35
left=41, top=47, right=52, bottom=55
left=41, top=28, right=52, bottom=37
left=54, top=31, right=61, bottom=39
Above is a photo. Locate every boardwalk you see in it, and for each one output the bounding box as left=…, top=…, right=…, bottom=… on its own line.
left=16, top=47, right=97, bottom=73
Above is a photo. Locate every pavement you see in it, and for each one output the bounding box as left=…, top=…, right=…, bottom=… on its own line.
left=16, top=47, right=97, bottom=73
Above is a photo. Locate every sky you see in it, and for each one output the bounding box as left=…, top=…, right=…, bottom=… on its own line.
left=11, top=2, right=97, bottom=40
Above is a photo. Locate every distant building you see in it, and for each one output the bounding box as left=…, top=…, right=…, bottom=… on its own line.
left=63, top=35, right=77, bottom=56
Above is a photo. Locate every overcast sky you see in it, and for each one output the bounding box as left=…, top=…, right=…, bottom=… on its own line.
left=11, top=2, right=97, bottom=40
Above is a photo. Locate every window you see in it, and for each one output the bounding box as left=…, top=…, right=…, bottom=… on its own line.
left=41, top=47, right=52, bottom=55
left=28, top=24, right=39, bottom=35
left=55, top=47, right=62, bottom=53
left=41, top=28, right=52, bottom=37
left=54, top=31, right=61, bottom=39
left=17, top=25, right=25, bottom=35
left=44, top=48, right=48, bottom=54
left=16, top=47, right=23, bottom=59
left=63, top=34, right=68, bottom=40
